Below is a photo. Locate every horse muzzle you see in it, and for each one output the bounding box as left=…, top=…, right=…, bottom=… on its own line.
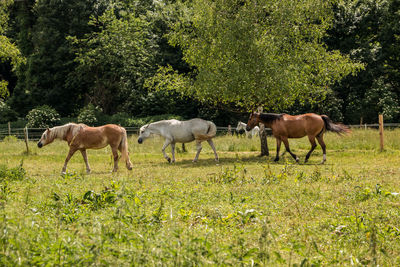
left=137, top=138, right=143, bottom=144
left=37, top=142, right=43, bottom=148
left=245, top=126, right=251, bottom=131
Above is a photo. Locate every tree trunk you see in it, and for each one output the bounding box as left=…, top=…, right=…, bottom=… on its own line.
left=257, top=106, right=269, bottom=156
left=259, top=124, right=269, bottom=156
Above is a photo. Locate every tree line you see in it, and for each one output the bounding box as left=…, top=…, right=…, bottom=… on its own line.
left=0, top=0, right=399, bottom=126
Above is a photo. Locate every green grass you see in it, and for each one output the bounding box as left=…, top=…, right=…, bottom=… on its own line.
left=1, top=129, right=400, bottom=265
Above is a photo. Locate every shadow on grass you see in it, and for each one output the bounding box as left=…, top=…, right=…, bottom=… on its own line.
left=160, top=155, right=332, bottom=168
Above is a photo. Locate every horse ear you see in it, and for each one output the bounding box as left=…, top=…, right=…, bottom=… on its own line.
left=46, top=128, right=50, bottom=132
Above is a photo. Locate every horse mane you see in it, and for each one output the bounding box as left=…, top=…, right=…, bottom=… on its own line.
left=50, top=123, right=87, bottom=140
left=259, top=113, right=283, bottom=124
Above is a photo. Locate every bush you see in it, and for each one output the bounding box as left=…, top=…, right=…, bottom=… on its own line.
left=3, top=135, right=18, bottom=142
left=0, top=101, right=18, bottom=123
left=77, top=104, right=103, bottom=126
left=121, top=114, right=184, bottom=127
left=26, top=105, right=61, bottom=128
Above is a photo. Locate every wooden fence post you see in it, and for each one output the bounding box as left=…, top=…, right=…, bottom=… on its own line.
left=379, top=114, right=384, bottom=152
left=227, top=125, right=232, bottom=136
left=8, top=122, right=11, bottom=136
left=24, top=127, right=29, bottom=154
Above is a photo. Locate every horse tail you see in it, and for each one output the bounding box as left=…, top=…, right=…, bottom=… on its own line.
left=119, top=127, right=133, bottom=170
left=321, top=115, right=351, bottom=135
left=195, top=121, right=217, bottom=141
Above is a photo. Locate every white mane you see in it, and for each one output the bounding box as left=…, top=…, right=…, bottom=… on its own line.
left=50, top=123, right=86, bottom=140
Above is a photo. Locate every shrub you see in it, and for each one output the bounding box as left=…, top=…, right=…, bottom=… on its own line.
left=26, top=105, right=61, bottom=128
left=0, top=101, right=18, bottom=123
left=122, top=114, right=184, bottom=127
left=3, top=135, right=18, bottom=142
left=110, top=112, right=131, bottom=126
left=77, top=104, right=103, bottom=126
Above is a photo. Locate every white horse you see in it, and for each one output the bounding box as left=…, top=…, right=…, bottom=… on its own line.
left=138, top=118, right=219, bottom=163
left=236, top=121, right=260, bottom=138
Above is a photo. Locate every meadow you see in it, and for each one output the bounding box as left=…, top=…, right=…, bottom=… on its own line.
left=1, top=129, right=400, bottom=266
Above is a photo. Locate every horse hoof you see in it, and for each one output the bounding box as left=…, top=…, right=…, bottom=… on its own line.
left=274, top=158, right=279, bottom=162
left=295, top=157, right=300, bottom=163
left=61, top=171, right=66, bottom=175
left=86, top=169, right=91, bottom=174
left=167, top=158, right=171, bottom=163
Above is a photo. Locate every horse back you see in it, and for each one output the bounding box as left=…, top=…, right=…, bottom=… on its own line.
left=73, top=124, right=124, bottom=149
left=167, top=119, right=213, bottom=143
left=274, top=113, right=324, bottom=138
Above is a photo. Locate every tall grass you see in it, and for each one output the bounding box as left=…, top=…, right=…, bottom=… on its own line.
left=1, top=129, right=400, bottom=265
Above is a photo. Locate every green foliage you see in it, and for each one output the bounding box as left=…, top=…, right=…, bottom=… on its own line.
left=26, top=105, right=60, bottom=128
left=157, top=0, right=362, bottom=110
left=0, top=100, right=17, bottom=123
left=10, top=0, right=103, bottom=115
left=0, top=0, right=25, bottom=98
left=0, top=162, right=26, bottom=182
left=70, top=6, right=157, bottom=114
left=326, top=0, right=400, bottom=123
left=77, top=104, right=103, bottom=126
left=2, top=135, right=18, bottom=142
left=122, top=114, right=184, bottom=127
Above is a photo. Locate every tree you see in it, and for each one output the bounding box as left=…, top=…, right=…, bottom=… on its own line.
left=326, top=0, right=400, bottom=123
left=10, top=0, right=105, bottom=116
left=0, top=0, right=24, bottom=99
left=70, top=7, right=158, bottom=114
left=152, top=0, right=362, bottom=112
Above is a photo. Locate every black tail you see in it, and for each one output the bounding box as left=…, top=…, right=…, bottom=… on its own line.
left=321, top=115, right=351, bottom=135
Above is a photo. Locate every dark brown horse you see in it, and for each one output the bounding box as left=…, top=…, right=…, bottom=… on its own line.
left=246, top=112, right=350, bottom=163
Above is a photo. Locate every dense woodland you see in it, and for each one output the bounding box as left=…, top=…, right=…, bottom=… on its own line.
left=0, top=0, right=399, bottom=126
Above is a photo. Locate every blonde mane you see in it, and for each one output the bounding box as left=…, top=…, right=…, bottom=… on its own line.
left=50, top=123, right=87, bottom=140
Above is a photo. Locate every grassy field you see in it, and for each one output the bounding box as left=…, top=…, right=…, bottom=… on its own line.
left=1, top=129, right=400, bottom=265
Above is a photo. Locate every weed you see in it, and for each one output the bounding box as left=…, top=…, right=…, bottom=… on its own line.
left=209, top=164, right=248, bottom=184
left=0, top=161, right=26, bottom=182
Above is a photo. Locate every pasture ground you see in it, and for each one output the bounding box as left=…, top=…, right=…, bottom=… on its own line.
left=1, top=129, right=400, bottom=265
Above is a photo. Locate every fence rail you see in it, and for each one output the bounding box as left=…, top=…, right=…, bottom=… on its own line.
left=0, top=123, right=399, bottom=141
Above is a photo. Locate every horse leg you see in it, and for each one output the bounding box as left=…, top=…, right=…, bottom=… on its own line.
left=80, top=149, right=91, bottom=174
left=171, top=143, right=176, bottom=163
left=274, top=138, right=282, bottom=162
left=61, top=147, right=78, bottom=175
left=282, top=137, right=299, bottom=162
left=316, top=135, right=327, bottom=164
left=207, top=139, right=219, bottom=162
left=111, top=147, right=119, bottom=172
left=193, top=141, right=202, bottom=162
left=304, top=136, right=317, bottom=163
left=162, top=139, right=172, bottom=163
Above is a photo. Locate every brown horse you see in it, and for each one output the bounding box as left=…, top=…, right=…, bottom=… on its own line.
left=38, top=123, right=133, bottom=174
left=246, top=112, right=350, bottom=163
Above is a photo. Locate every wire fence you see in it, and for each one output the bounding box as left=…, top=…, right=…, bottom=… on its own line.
left=0, top=126, right=233, bottom=141
left=1, top=123, right=399, bottom=141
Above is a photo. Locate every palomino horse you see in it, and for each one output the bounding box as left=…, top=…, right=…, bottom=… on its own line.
left=236, top=121, right=260, bottom=138
left=138, top=118, right=219, bottom=163
left=37, top=123, right=133, bottom=174
left=246, top=112, right=350, bottom=163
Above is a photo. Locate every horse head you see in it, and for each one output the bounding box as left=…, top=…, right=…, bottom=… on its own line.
left=37, top=128, right=54, bottom=148
left=246, top=112, right=259, bottom=131
left=138, top=124, right=151, bottom=144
